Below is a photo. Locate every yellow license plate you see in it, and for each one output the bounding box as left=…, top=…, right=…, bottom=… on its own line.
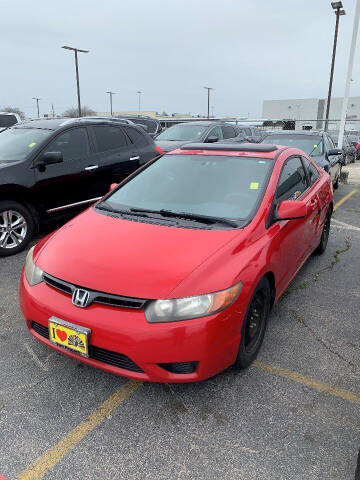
left=49, top=317, right=90, bottom=357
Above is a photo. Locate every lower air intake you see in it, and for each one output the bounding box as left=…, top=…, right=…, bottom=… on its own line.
left=159, top=361, right=198, bottom=374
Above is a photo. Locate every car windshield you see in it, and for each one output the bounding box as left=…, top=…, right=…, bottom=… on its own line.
left=0, top=114, right=17, bottom=128
left=102, top=154, right=273, bottom=223
left=0, top=127, right=52, bottom=162
left=263, top=135, right=324, bottom=156
left=156, top=125, right=208, bottom=141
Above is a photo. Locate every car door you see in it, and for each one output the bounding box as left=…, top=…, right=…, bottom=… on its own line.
left=32, top=127, right=97, bottom=214
left=301, top=156, right=322, bottom=252
left=89, top=125, right=139, bottom=196
left=123, top=125, right=156, bottom=165
left=268, top=156, right=312, bottom=291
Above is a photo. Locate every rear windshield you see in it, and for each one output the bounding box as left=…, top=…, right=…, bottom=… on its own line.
left=0, top=127, right=52, bottom=162
left=156, top=125, right=208, bottom=141
left=105, top=154, right=273, bottom=222
left=264, top=134, right=324, bottom=156
left=0, top=114, right=17, bottom=128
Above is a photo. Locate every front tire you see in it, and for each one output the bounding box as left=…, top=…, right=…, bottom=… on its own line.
left=0, top=201, right=35, bottom=257
left=315, top=209, right=331, bottom=254
left=333, top=173, right=339, bottom=189
left=234, top=277, right=270, bottom=370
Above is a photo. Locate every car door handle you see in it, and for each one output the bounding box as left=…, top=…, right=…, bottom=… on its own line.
left=85, top=165, right=98, bottom=171
left=129, top=156, right=140, bottom=161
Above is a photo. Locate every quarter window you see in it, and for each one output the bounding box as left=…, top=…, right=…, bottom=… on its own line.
left=124, top=126, right=148, bottom=147
left=276, top=157, right=308, bottom=202
left=302, top=157, right=319, bottom=186
left=207, top=126, right=223, bottom=140
left=44, top=128, right=89, bottom=162
left=93, top=126, right=128, bottom=153
left=324, top=135, right=333, bottom=152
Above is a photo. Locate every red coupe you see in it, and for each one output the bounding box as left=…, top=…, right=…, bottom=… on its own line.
left=20, top=143, right=333, bottom=382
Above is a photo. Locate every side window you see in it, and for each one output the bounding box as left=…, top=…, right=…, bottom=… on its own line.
left=124, top=127, right=148, bottom=147
left=207, top=126, right=223, bottom=140
left=324, top=135, right=333, bottom=152
left=44, top=128, right=89, bottom=162
left=276, top=157, right=308, bottom=202
left=92, top=126, right=128, bottom=153
left=302, top=157, right=319, bottom=186
left=221, top=125, right=236, bottom=139
left=244, top=128, right=252, bottom=136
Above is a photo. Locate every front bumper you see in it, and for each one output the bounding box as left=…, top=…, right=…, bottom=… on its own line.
left=20, top=271, right=245, bottom=382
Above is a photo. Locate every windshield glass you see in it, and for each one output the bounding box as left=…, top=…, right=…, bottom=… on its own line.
left=0, top=128, right=52, bottom=162
left=0, top=114, right=17, bottom=128
left=103, top=154, right=272, bottom=221
left=129, top=118, right=157, bottom=133
left=156, top=124, right=208, bottom=141
left=263, top=135, right=324, bottom=156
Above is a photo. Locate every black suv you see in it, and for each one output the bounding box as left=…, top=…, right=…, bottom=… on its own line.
left=0, top=118, right=159, bottom=256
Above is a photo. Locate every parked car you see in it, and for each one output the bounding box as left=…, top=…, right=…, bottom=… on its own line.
left=0, top=111, right=21, bottom=132
left=0, top=118, right=161, bottom=256
left=236, top=126, right=263, bottom=142
left=155, top=121, right=238, bottom=152
left=20, top=142, right=333, bottom=383
left=346, top=135, right=360, bottom=160
left=340, top=136, right=356, bottom=165
left=261, top=131, right=342, bottom=188
left=119, top=116, right=163, bottom=138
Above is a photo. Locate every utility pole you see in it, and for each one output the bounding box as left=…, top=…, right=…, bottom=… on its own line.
left=61, top=45, right=89, bottom=117
left=137, top=91, right=142, bottom=116
left=324, top=2, right=346, bottom=131
left=338, top=0, right=360, bottom=148
left=203, top=87, right=214, bottom=119
left=106, top=91, right=116, bottom=116
left=51, top=103, right=55, bottom=118
left=32, top=97, right=41, bottom=118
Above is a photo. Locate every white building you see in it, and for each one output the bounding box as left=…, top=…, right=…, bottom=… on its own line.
left=262, top=97, right=360, bottom=131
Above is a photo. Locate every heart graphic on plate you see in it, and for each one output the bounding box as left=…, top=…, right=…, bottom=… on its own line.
left=56, top=329, right=67, bottom=342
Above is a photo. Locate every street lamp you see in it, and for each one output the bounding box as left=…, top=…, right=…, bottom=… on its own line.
left=61, top=45, right=89, bottom=117
left=32, top=97, right=41, bottom=118
left=106, top=91, right=116, bottom=116
left=137, top=91, right=142, bottom=116
left=324, top=2, right=346, bottom=131
left=204, top=87, right=214, bottom=119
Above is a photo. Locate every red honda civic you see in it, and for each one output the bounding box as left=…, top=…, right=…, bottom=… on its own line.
left=20, top=143, right=333, bottom=382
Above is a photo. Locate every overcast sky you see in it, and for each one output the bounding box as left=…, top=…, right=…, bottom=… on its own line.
left=1, top=0, right=359, bottom=118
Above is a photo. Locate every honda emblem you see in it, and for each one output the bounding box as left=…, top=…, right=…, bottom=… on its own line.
left=72, top=289, right=90, bottom=308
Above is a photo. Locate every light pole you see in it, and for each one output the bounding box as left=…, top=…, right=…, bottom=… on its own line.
left=106, top=91, right=116, bottom=116
left=324, top=2, right=346, bottom=131
left=61, top=45, right=89, bottom=117
left=32, top=97, right=41, bottom=118
left=137, top=91, right=142, bottom=116
left=204, top=87, right=214, bottom=119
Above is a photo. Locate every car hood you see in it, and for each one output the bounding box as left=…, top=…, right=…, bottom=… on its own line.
left=155, top=140, right=192, bottom=152
left=36, top=208, right=239, bottom=299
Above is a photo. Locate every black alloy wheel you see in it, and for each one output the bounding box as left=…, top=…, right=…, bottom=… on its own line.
left=315, top=209, right=331, bottom=255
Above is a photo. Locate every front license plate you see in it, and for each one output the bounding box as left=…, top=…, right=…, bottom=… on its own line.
left=49, top=317, right=90, bottom=358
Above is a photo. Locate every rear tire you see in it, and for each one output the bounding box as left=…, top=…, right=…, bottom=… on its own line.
left=315, top=209, right=331, bottom=255
left=234, top=277, right=270, bottom=370
left=0, top=201, right=35, bottom=257
left=333, top=174, right=339, bottom=189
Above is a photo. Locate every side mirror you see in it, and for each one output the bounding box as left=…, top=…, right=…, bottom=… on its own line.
left=276, top=200, right=307, bottom=221
left=206, top=136, right=219, bottom=143
left=328, top=148, right=342, bottom=156
left=40, top=151, right=63, bottom=166
left=109, top=183, right=118, bottom=191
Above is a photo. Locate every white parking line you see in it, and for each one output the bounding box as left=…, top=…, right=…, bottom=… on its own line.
left=24, top=343, right=48, bottom=372
left=332, top=219, right=360, bottom=232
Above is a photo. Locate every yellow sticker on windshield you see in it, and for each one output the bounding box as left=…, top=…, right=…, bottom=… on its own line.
left=313, top=144, right=318, bottom=148
left=250, top=182, right=259, bottom=190
left=29, top=142, right=36, bottom=147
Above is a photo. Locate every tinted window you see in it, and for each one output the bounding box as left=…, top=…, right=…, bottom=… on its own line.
left=0, top=127, right=52, bottom=162
left=105, top=155, right=273, bottom=221
left=207, top=126, right=223, bottom=140
left=44, top=128, right=89, bottom=162
left=127, top=118, right=158, bottom=134
left=156, top=124, right=208, bottom=141
left=0, top=114, right=17, bottom=127
left=124, top=126, right=148, bottom=147
left=93, top=126, right=128, bottom=152
left=221, top=125, right=237, bottom=139
left=264, top=134, right=324, bottom=156
left=244, top=128, right=252, bottom=136
left=302, top=157, right=319, bottom=185
left=276, top=157, right=308, bottom=202
left=324, top=135, right=333, bottom=151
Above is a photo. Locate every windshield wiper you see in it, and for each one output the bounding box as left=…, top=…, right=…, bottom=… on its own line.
left=97, top=201, right=151, bottom=218
left=130, top=207, right=239, bottom=228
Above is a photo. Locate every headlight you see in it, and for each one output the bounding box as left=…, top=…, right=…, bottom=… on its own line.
left=24, top=246, right=44, bottom=286
left=145, top=282, right=242, bottom=323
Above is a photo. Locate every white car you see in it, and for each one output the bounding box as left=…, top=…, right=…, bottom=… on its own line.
left=0, top=112, right=21, bottom=132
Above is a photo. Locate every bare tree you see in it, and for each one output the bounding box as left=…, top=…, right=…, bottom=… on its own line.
left=1, top=106, right=25, bottom=120
left=62, top=106, right=96, bottom=118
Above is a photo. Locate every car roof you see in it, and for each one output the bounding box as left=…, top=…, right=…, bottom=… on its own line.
left=264, top=130, right=323, bottom=136
left=13, top=117, right=135, bottom=131
left=168, top=121, right=230, bottom=127
left=167, top=142, right=281, bottom=159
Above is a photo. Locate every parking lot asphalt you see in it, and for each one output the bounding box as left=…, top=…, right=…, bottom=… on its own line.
left=0, top=183, right=359, bottom=480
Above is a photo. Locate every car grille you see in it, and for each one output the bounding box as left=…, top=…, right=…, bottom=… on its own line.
left=43, top=273, right=148, bottom=310
left=31, top=321, right=143, bottom=373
